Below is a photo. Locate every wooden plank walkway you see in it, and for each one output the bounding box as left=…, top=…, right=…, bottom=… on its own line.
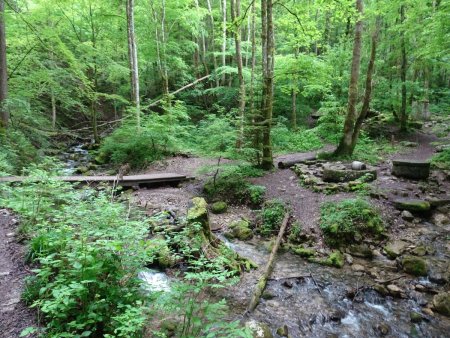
left=0, top=173, right=188, bottom=187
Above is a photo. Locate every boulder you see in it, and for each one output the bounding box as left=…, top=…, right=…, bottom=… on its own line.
left=348, top=244, right=373, bottom=259
left=432, top=212, right=450, bottom=226
left=211, top=201, right=228, bottom=214
left=393, top=199, right=431, bottom=213
left=392, top=159, right=430, bottom=179
left=384, top=240, right=409, bottom=259
left=245, top=320, right=273, bottom=338
left=432, top=292, right=450, bottom=317
left=401, top=210, right=414, bottom=221
left=225, top=220, right=253, bottom=240
left=402, top=256, right=428, bottom=276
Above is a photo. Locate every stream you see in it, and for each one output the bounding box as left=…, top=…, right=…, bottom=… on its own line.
left=220, top=221, right=450, bottom=338
left=59, top=144, right=91, bottom=175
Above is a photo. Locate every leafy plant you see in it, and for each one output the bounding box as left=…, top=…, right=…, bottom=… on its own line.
left=320, top=198, right=385, bottom=247
left=259, top=199, right=287, bottom=237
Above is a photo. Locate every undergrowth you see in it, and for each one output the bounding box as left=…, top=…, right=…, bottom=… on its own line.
left=320, top=198, right=385, bottom=247
left=0, top=165, right=251, bottom=337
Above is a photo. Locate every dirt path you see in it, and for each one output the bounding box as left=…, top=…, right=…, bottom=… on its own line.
left=0, top=210, right=37, bottom=338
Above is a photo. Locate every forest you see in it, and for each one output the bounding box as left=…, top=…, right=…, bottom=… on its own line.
left=0, top=0, right=449, bottom=337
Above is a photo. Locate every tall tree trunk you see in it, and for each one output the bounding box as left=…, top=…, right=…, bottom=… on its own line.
left=261, top=0, right=274, bottom=169
left=206, top=0, right=220, bottom=87
left=350, top=17, right=381, bottom=150
left=231, top=0, right=246, bottom=149
left=195, top=0, right=209, bottom=75
left=399, top=4, right=407, bottom=131
left=89, top=4, right=99, bottom=144
left=126, top=0, right=140, bottom=129
left=249, top=0, right=260, bottom=164
left=0, top=0, right=8, bottom=128
left=291, top=88, right=297, bottom=130
left=334, top=0, right=363, bottom=156
left=51, top=89, right=56, bottom=129
left=151, top=0, right=169, bottom=98
left=221, top=0, right=227, bottom=85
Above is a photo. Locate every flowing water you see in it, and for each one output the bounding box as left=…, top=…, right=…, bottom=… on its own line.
left=59, top=144, right=91, bottom=174
left=220, top=226, right=450, bottom=338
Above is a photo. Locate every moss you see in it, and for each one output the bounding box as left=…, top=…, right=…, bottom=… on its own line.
left=320, top=198, right=385, bottom=247
left=211, top=201, right=228, bottom=214
left=393, top=199, right=431, bottom=212
left=313, top=251, right=344, bottom=268
left=402, top=256, right=428, bottom=276
left=225, top=220, right=253, bottom=240
left=147, top=238, right=176, bottom=268
left=292, top=246, right=316, bottom=258
left=432, top=292, right=450, bottom=317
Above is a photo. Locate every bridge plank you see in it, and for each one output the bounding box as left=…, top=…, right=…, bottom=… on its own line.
left=0, top=173, right=188, bottom=186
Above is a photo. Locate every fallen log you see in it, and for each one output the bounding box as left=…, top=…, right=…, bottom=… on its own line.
left=247, top=213, right=290, bottom=313
left=277, top=154, right=317, bottom=169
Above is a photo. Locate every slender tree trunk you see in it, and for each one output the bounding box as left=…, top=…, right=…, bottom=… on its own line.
left=89, top=4, right=99, bottom=144
left=334, top=0, right=363, bottom=156
left=195, top=0, right=209, bottom=75
left=0, top=0, right=8, bottom=128
left=221, top=0, right=227, bottom=85
left=206, top=0, right=220, bottom=87
left=51, top=89, right=56, bottom=129
left=350, top=17, right=381, bottom=150
left=151, top=0, right=169, bottom=98
left=399, top=4, right=407, bottom=131
left=231, top=0, right=246, bottom=149
left=291, top=88, right=297, bottom=130
left=261, top=0, right=274, bottom=169
left=249, top=0, right=260, bottom=164
left=126, top=0, right=140, bottom=129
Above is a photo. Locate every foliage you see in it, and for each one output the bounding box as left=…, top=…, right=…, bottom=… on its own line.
left=259, top=199, right=287, bottom=237
left=272, top=119, right=324, bottom=153
left=432, top=148, right=450, bottom=169
left=320, top=198, right=385, bottom=247
left=99, top=106, right=189, bottom=168
left=149, top=257, right=252, bottom=338
left=203, top=164, right=265, bottom=205
left=288, top=221, right=303, bottom=243
left=1, top=172, right=151, bottom=337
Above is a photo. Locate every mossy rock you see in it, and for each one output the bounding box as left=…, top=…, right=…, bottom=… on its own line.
left=384, top=240, right=409, bottom=259
left=147, top=238, right=176, bottom=268
left=432, top=292, right=450, bottom=317
left=312, top=251, right=344, bottom=268
left=292, top=246, right=316, bottom=258
left=245, top=320, right=273, bottom=338
left=348, top=244, right=373, bottom=259
left=225, top=220, right=253, bottom=240
left=211, top=201, right=228, bottom=214
left=402, top=256, right=428, bottom=276
left=76, top=166, right=89, bottom=174
left=393, top=199, right=431, bottom=213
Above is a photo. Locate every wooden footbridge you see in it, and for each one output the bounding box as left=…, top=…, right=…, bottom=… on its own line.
left=0, top=173, right=189, bottom=187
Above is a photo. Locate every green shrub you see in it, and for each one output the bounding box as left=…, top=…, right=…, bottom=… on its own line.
left=203, top=165, right=265, bottom=205
left=432, top=148, right=450, bottom=169
left=272, top=120, right=323, bottom=154
left=99, top=115, right=181, bottom=169
left=288, top=221, right=303, bottom=243
left=320, top=198, right=385, bottom=247
left=259, top=199, right=287, bottom=237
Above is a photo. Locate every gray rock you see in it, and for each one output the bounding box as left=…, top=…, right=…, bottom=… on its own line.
left=432, top=292, right=450, bottom=317
left=384, top=240, right=409, bottom=259
left=401, top=210, right=414, bottom=221
left=432, top=213, right=450, bottom=226
left=387, top=284, right=402, bottom=297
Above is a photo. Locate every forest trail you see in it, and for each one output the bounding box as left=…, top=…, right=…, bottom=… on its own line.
left=0, top=210, right=37, bottom=337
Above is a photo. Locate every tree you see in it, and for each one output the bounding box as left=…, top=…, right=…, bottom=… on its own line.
left=126, top=0, right=140, bottom=128
left=260, top=0, right=274, bottom=169
left=399, top=4, right=407, bottom=131
left=0, top=0, right=8, bottom=128
left=334, top=0, right=363, bottom=156
left=230, top=0, right=245, bottom=149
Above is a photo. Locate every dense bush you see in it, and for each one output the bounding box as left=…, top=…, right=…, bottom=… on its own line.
left=320, top=198, right=385, bottom=247
left=203, top=164, right=266, bottom=205
left=432, top=148, right=450, bottom=169
left=259, top=199, right=287, bottom=237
